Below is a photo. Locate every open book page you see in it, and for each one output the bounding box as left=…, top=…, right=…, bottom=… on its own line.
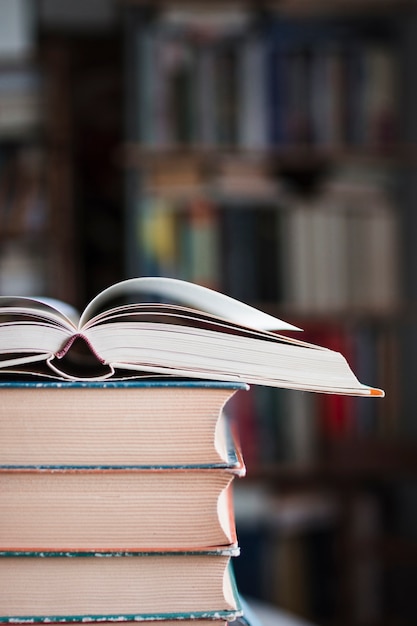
left=0, top=296, right=78, bottom=330
left=34, top=298, right=80, bottom=326
left=80, top=303, right=316, bottom=351
left=78, top=277, right=301, bottom=331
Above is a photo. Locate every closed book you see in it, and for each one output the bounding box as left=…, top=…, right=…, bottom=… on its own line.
left=179, top=198, right=221, bottom=290
left=0, top=435, right=244, bottom=551
left=0, top=380, right=246, bottom=468
left=0, top=551, right=241, bottom=623
left=221, top=206, right=258, bottom=303
left=238, top=33, right=268, bottom=150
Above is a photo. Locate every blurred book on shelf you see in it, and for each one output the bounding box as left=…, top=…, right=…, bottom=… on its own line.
left=135, top=164, right=401, bottom=316
left=134, top=10, right=400, bottom=153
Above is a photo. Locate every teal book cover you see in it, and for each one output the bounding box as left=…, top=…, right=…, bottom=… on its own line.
left=0, top=552, right=242, bottom=623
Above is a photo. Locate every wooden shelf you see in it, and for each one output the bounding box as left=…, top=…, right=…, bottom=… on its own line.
left=265, top=0, right=416, bottom=17
left=122, top=143, right=417, bottom=170
left=120, top=0, right=415, bottom=14
left=249, top=441, right=417, bottom=488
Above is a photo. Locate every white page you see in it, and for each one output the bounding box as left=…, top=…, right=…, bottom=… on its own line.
left=79, top=276, right=301, bottom=332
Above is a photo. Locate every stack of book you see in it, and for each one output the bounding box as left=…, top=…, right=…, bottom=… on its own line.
left=0, top=379, right=247, bottom=625
left=0, top=275, right=384, bottom=625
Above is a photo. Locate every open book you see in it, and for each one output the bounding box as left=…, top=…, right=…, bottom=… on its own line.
left=0, top=276, right=384, bottom=396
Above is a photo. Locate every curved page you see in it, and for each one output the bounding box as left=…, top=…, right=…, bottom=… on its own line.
left=79, top=277, right=301, bottom=332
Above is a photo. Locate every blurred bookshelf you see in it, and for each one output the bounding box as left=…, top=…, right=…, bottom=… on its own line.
left=0, top=1, right=78, bottom=303
left=122, top=1, right=417, bottom=624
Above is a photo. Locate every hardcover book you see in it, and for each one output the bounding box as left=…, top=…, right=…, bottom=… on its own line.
left=0, top=551, right=241, bottom=623
left=0, top=380, right=247, bottom=467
